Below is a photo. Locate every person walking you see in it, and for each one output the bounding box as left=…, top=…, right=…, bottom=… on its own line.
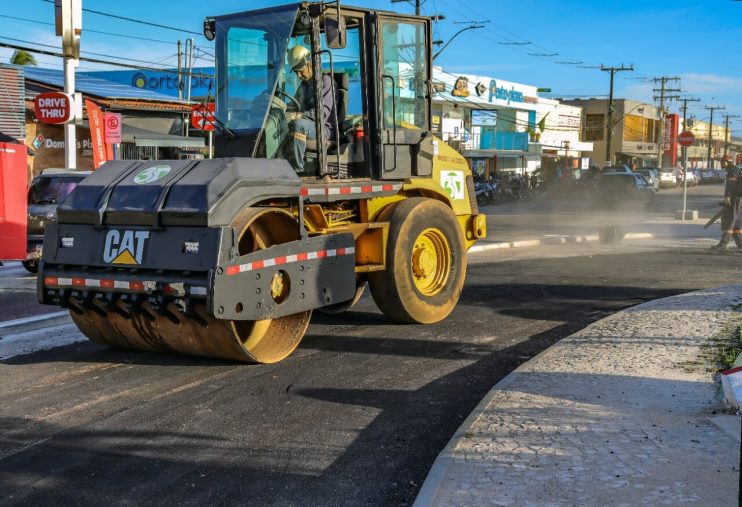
left=711, top=159, right=742, bottom=251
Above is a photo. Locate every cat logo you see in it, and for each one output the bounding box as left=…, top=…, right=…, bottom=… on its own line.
left=103, top=230, right=150, bottom=265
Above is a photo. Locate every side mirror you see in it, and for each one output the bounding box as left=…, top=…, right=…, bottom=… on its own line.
left=325, top=15, right=346, bottom=49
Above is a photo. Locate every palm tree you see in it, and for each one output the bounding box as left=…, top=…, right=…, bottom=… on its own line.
left=10, top=50, right=37, bottom=66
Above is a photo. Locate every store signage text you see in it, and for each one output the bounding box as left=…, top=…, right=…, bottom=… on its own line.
left=488, top=79, right=524, bottom=105
left=131, top=71, right=212, bottom=91
left=34, top=92, right=74, bottom=124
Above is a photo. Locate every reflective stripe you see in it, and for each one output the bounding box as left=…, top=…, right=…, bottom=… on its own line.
left=299, top=183, right=402, bottom=197
left=226, top=246, right=355, bottom=275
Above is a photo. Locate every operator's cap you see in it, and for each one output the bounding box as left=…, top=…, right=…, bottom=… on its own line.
left=288, top=45, right=311, bottom=71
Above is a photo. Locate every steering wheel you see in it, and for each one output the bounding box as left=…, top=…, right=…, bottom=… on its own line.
left=275, top=89, right=302, bottom=111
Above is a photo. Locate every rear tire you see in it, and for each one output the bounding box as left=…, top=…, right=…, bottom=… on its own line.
left=368, top=198, right=466, bottom=324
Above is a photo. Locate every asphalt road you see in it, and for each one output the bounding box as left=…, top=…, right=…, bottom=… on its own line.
left=1, top=241, right=741, bottom=506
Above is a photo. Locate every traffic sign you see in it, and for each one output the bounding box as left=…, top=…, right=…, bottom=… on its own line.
left=34, top=92, right=74, bottom=124
left=537, top=87, right=551, bottom=93
left=191, top=103, right=216, bottom=131
left=678, top=131, right=695, bottom=147
left=104, top=113, right=122, bottom=144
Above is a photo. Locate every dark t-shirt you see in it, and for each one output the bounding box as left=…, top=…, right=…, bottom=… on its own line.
left=297, top=74, right=338, bottom=139
left=724, top=166, right=742, bottom=197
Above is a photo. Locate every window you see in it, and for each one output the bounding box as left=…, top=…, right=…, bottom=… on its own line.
left=380, top=20, right=427, bottom=130
left=584, top=114, right=605, bottom=141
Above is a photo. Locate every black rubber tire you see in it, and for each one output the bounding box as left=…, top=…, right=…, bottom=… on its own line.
left=368, top=198, right=466, bottom=324
left=476, top=193, right=488, bottom=207
left=22, top=260, right=38, bottom=273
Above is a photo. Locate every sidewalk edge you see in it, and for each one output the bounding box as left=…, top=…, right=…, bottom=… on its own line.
left=0, top=311, right=71, bottom=337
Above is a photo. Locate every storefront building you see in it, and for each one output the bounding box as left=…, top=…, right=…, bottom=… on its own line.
left=0, top=65, right=204, bottom=179
left=564, top=98, right=661, bottom=168
left=430, top=69, right=540, bottom=178
left=683, top=119, right=731, bottom=169
left=530, top=97, right=593, bottom=181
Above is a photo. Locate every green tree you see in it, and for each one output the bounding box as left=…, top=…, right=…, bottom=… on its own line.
left=10, top=50, right=37, bottom=66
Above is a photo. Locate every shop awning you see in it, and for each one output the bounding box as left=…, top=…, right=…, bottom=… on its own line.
left=462, top=149, right=540, bottom=158
left=122, top=125, right=205, bottom=148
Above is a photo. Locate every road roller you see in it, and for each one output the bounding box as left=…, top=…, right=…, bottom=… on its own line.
left=37, top=2, right=486, bottom=362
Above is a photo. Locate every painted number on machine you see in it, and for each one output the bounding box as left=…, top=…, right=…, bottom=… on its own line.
left=133, top=165, right=172, bottom=184
left=441, top=170, right=465, bottom=200
left=103, top=230, right=150, bottom=265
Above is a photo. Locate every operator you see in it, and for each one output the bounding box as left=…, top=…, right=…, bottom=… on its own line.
left=711, top=158, right=742, bottom=252
left=286, top=45, right=338, bottom=174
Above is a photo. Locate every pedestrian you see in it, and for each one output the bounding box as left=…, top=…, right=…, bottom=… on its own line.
left=711, top=158, right=742, bottom=252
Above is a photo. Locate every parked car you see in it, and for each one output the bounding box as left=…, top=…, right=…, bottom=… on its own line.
left=593, top=172, right=656, bottom=208
left=682, top=170, right=698, bottom=186
left=658, top=168, right=677, bottom=188
left=25, top=169, right=90, bottom=272
left=601, top=165, right=633, bottom=174
left=699, top=169, right=724, bottom=184
left=635, top=169, right=659, bottom=190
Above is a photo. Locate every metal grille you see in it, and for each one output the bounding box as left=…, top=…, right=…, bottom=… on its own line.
left=0, top=66, right=25, bottom=140
left=120, top=142, right=157, bottom=160
left=466, top=174, right=479, bottom=215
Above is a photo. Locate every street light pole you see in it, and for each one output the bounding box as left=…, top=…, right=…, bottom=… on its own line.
left=433, top=25, right=484, bottom=61
left=678, top=97, right=700, bottom=218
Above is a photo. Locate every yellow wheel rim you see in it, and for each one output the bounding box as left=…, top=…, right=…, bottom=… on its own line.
left=411, top=227, right=451, bottom=296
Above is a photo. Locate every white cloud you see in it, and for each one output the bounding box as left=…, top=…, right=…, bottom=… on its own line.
left=680, top=73, right=742, bottom=94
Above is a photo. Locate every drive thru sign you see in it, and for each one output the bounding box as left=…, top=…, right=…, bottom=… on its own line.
left=191, top=103, right=216, bottom=131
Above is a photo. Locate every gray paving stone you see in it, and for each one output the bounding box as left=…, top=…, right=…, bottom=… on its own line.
left=416, top=285, right=742, bottom=507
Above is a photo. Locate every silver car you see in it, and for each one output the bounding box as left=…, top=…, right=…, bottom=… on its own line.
left=636, top=169, right=659, bottom=190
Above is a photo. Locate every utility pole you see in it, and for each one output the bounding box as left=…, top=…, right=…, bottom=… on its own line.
left=652, top=76, right=681, bottom=167
left=705, top=105, right=725, bottom=168
left=55, top=0, right=81, bottom=169
left=600, top=65, right=633, bottom=165
left=678, top=97, right=700, bottom=133
left=722, top=114, right=740, bottom=158
left=177, top=40, right=183, bottom=102
left=391, top=0, right=422, bottom=15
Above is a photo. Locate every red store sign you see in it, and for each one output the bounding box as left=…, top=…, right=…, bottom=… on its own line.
left=34, top=92, right=74, bottom=124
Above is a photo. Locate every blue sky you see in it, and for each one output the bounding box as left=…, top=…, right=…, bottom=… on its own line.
left=2, top=0, right=740, bottom=135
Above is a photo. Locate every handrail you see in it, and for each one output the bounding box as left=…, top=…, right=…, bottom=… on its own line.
left=380, top=74, right=397, bottom=172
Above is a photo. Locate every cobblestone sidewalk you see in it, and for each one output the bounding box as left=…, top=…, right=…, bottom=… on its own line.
left=415, top=286, right=742, bottom=506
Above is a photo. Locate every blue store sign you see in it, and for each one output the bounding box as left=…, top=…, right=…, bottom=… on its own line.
left=85, top=68, right=215, bottom=98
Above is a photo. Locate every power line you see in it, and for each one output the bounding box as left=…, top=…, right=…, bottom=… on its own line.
left=39, top=0, right=201, bottom=36
left=0, top=40, right=213, bottom=78
left=0, top=14, right=176, bottom=45
left=0, top=35, right=180, bottom=68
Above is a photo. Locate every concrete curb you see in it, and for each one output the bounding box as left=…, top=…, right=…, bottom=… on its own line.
left=413, top=286, right=741, bottom=506
left=468, top=232, right=655, bottom=253
left=0, top=311, right=71, bottom=338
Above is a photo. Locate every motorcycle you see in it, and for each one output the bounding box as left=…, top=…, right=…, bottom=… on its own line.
left=474, top=175, right=497, bottom=207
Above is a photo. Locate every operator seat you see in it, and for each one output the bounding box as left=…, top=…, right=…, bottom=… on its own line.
left=305, top=72, right=348, bottom=153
